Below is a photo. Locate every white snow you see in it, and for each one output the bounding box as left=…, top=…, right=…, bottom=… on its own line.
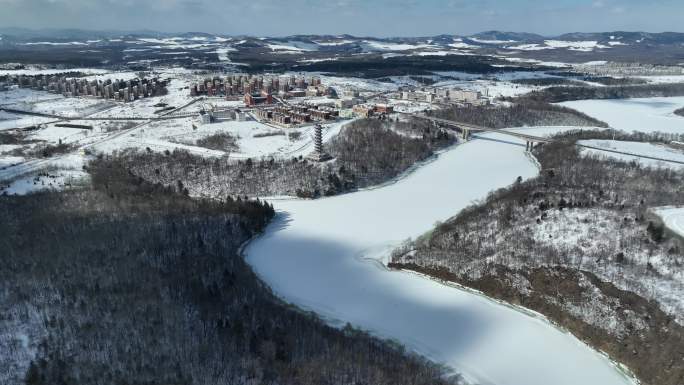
left=361, top=40, right=436, bottom=51
left=267, top=43, right=312, bottom=52
left=635, top=75, right=684, bottom=84
left=560, top=96, right=684, bottom=135
left=469, top=37, right=516, bottom=44
left=314, top=39, right=355, bottom=46
left=544, top=40, right=610, bottom=52
left=0, top=170, right=87, bottom=196
left=654, top=207, right=684, bottom=238
left=245, top=129, right=636, bottom=385
left=578, top=139, right=684, bottom=170
left=506, top=43, right=554, bottom=51
left=413, top=50, right=468, bottom=57
left=0, top=68, right=110, bottom=76
left=22, top=41, right=88, bottom=46
left=506, top=40, right=611, bottom=52
left=448, top=39, right=479, bottom=49
left=214, top=47, right=235, bottom=62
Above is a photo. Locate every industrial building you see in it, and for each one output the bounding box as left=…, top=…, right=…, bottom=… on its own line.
left=197, top=106, right=247, bottom=124
left=400, top=87, right=487, bottom=105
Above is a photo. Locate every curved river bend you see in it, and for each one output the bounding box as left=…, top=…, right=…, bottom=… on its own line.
left=245, top=129, right=636, bottom=385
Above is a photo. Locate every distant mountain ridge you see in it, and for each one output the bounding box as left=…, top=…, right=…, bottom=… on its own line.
left=1, top=28, right=683, bottom=68
left=2, top=27, right=684, bottom=44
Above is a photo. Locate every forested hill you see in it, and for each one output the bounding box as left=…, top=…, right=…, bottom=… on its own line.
left=0, top=157, right=460, bottom=385
left=390, top=130, right=684, bottom=385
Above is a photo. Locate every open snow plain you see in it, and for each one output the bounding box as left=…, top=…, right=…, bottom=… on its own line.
left=245, top=129, right=636, bottom=385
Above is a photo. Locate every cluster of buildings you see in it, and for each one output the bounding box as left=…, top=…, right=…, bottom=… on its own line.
left=1, top=74, right=167, bottom=101
left=254, top=103, right=340, bottom=126
left=351, top=104, right=394, bottom=118
left=189, top=74, right=333, bottom=106
left=400, top=87, right=487, bottom=105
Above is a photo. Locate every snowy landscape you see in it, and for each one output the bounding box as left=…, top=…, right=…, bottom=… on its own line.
left=2, top=19, right=684, bottom=385
left=245, top=129, right=637, bottom=385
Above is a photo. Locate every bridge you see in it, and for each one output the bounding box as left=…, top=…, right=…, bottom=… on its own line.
left=409, top=113, right=684, bottom=165
left=408, top=113, right=552, bottom=151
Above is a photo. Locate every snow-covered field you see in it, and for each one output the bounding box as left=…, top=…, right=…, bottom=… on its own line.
left=245, top=129, right=636, bottom=385
left=0, top=170, right=87, bottom=196
left=578, top=139, right=684, bottom=170
left=91, top=115, right=351, bottom=160
left=655, top=207, right=684, bottom=238
left=560, top=96, right=684, bottom=135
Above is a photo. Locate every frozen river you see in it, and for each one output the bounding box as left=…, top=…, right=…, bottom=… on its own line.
left=560, top=96, right=684, bottom=135
left=245, top=128, right=636, bottom=385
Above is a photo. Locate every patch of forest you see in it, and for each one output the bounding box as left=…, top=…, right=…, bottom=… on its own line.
left=429, top=100, right=608, bottom=128
left=0, top=157, right=460, bottom=385
left=675, top=107, right=684, bottom=117
left=195, top=132, right=239, bottom=151
left=544, top=72, right=649, bottom=86
left=289, top=54, right=534, bottom=78
left=390, top=130, right=684, bottom=385
left=517, top=82, right=684, bottom=103
left=511, top=77, right=585, bottom=87
left=116, top=118, right=455, bottom=199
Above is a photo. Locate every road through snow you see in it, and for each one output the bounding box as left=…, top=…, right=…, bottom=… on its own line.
left=245, top=129, right=636, bottom=385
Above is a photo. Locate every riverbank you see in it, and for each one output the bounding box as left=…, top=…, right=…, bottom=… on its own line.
left=244, top=129, right=636, bottom=385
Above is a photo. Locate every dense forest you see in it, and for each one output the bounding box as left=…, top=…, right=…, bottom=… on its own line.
left=390, top=130, right=684, bottom=385
left=115, top=118, right=455, bottom=199
left=543, top=73, right=649, bottom=86
left=429, top=100, right=608, bottom=128
left=517, top=82, right=684, bottom=103
left=0, top=157, right=460, bottom=385
left=511, top=76, right=647, bottom=87
left=511, top=77, right=585, bottom=87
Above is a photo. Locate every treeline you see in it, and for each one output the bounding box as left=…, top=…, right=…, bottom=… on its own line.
left=554, top=128, right=684, bottom=143
left=291, top=54, right=528, bottom=78
left=518, top=82, right=684, bottom=103
left=545, top=72, right=649, bottom=86
left=0, top=158, right=459, bottom=385
left=327, top=118, right=453, bottom=188
left=429, top=100, right=608, bottom=128
left=582, top=76, right=648, bottom=86
left=195, top=132, right=238, bottom=151
left=511, top=76, right=648, bottom=87
left=116, top=118, right=455, bottom=199
left=511, top=77, right=584, bottom=87
left=390, top=130, right=684, bottom=385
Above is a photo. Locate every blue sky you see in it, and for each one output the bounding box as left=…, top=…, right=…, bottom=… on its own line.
left=0, top=0, right=682, bottom=36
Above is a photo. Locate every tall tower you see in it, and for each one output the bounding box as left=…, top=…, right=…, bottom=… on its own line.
left=308, top=124, right=331, bottom=162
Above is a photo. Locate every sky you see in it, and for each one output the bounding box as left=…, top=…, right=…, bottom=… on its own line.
left=0, top=0, right=683, bottom=37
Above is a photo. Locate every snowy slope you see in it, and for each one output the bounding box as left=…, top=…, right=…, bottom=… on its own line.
left=245, top=129, right=636, bottom=385
left=655, top=207, right=684, bottom=238
left=578, top=139, right=684, bottom=170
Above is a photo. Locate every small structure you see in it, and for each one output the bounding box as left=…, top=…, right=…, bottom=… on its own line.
left=307, top=124, right=331, bottom=162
